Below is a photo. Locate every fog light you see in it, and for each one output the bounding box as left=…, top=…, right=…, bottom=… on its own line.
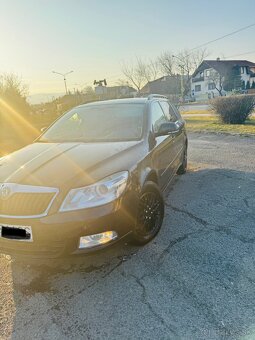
left=79, top=231, right=118, bottom=249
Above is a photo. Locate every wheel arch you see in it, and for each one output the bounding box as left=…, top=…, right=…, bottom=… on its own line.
left=139, top=168, right=159, bottom=189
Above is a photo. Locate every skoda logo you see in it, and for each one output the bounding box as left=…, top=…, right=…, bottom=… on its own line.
left=0, top=184, right=11, bottom=200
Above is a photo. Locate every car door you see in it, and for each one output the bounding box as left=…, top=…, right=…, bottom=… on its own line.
left=150, top=101, right=176, bottom=190
left=168, top=102, right=186, bottom=171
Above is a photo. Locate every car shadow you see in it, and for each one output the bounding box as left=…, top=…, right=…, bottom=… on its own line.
left=1, top=167, right=255, bottom=339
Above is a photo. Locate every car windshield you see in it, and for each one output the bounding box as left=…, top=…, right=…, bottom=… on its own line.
left=39, top=103, right=145, bottom=143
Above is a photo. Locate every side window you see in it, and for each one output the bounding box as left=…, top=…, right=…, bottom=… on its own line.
left=170, top=102, right=182, bottom=121
left=151, top=102, right=168, bottom=133
left=160, top=101, right=177, bottom=122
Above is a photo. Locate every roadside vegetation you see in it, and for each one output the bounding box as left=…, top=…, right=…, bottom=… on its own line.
left=211, top=95, right=255, bottom=124
left=181, top=109, right=212, bottom=115
left=185, top=115, right=255, bottom=136
left=184, top=95, right=255, bottom=135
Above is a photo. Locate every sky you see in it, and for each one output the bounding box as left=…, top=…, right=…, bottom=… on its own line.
left=0, top=0, right=255, bottom=94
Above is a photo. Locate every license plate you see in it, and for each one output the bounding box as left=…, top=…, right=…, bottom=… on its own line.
left=0, top=224, right=33, bottom=242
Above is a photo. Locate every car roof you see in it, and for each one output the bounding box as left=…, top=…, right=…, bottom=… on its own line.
left=76, top=96, right=170, bottom=109
left=77, top=98, right=148, bottom=109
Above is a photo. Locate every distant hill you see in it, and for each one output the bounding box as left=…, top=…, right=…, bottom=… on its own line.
left=27, top=92, right=64, bottom=105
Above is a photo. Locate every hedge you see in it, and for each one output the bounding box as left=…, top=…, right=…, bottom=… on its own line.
left=210, top=95, right=255, bottom=124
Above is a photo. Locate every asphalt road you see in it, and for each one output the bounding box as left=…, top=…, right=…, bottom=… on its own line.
left=0, top=133, right=255, bottom=340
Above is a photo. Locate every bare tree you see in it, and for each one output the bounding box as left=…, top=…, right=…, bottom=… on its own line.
left=207, top=70, right=224, bottom=96
left=173, top=48, right=209, bottom=95
left=158, top=52, right=175, bottom=76
left=145, top=60, right=161, bottom=82
left=115, top=78, right=131, bottom=87
left=121, top=49, right=209, bottom=94
left=176, top=48, right=208, bottom=82
left=0, top=73, right=28, bottom=98
left=121, top=57, right=160, bottom=92
left=121, top=58, right=148, bottom=92
left=157, top=49, right=209, bottom=95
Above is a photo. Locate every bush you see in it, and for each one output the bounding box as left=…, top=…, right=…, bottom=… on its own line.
left=211, top=95, right=255, bottom=124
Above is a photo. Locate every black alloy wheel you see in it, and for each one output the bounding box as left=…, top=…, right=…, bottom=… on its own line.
left=131, top=181, right=164, bottom=245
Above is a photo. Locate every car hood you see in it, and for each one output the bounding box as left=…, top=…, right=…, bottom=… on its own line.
left=0, top=141, right=144, bottom=189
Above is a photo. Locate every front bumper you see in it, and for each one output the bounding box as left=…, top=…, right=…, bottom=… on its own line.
left=0, top=191, right=139, bottom=258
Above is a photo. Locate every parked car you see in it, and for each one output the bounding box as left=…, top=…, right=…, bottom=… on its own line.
left=0, top=95, right=187, bottom=258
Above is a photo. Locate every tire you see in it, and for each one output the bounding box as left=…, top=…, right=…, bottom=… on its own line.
left=131, top=181, right=164, bottom=245
left=177, top=145, right=187, bottom=175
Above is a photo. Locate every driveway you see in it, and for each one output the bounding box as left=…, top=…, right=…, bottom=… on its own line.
left=0, top=133, right=255, bottom=340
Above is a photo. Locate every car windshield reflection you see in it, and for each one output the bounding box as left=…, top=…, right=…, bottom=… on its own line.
left=39, top=103, right=145, bottom=143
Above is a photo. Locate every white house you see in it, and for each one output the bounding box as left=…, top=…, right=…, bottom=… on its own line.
left=191, top=59, right=255, bottom=101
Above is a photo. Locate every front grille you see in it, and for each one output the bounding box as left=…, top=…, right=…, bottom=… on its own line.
left=0, top=192, right=55, bottom=216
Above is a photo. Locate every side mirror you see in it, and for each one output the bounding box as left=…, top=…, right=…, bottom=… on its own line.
left=155, top=122, right=179, bottom=137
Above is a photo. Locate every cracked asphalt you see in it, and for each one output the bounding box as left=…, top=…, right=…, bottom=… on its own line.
left=0, top=132, right=255, bottom=340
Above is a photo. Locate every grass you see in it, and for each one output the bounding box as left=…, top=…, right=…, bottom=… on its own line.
left=185, top=115, right=255, bottom=136
left=181, top=109, right=212, bottom=115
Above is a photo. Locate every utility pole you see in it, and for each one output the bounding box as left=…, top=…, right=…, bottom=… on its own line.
left=179, top=64, right=185, bottom=102
left=52, top=70, right=74, bottom=94
left=172, top=55, right=185, bottom=102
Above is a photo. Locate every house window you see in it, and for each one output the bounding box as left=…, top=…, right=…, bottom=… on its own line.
left=195, top=85, right=201, bottom=92
left=206, top=70, right=210, bottom=77
left=241, top=67, right=244, bottom=74
left=208, top=83, right=215, bottom=90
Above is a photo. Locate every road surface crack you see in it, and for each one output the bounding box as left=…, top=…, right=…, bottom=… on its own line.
left=165, top=203, right=209, bottom=227
left=213, top=226, right=255, bottom=244
left=122, top=272, right=180, bottom=338
left=165, top=203, right=255, bottom=245
left=172, top=276, right=232, bottom=337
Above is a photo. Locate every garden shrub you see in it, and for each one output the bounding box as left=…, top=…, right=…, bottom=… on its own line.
left=211, top=95, right=255, bottom=124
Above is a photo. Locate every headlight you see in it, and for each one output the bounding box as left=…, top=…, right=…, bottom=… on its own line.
left=59, top=171, right=129, bottom=212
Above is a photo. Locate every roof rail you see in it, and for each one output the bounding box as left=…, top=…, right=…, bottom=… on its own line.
left=147, top=94, right=168, bottom=100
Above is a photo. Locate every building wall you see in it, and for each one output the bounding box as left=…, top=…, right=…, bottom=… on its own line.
left=191, top=66, right=253, bottom=101
left=191, top=68, right=222, bottom=101
left=240, top=67, right=251, bottom=86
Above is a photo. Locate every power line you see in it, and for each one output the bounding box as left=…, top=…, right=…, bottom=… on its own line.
left=71, top=24, right=255, bottom=89
left=190, top=23, right=255, bottom=51
left=225, top=50, right=255, bottom=59
left=91, top=24, right=255, bottom=83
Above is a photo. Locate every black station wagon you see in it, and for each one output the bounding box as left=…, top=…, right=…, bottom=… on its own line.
left=0, top=95, right=187, bottom=257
